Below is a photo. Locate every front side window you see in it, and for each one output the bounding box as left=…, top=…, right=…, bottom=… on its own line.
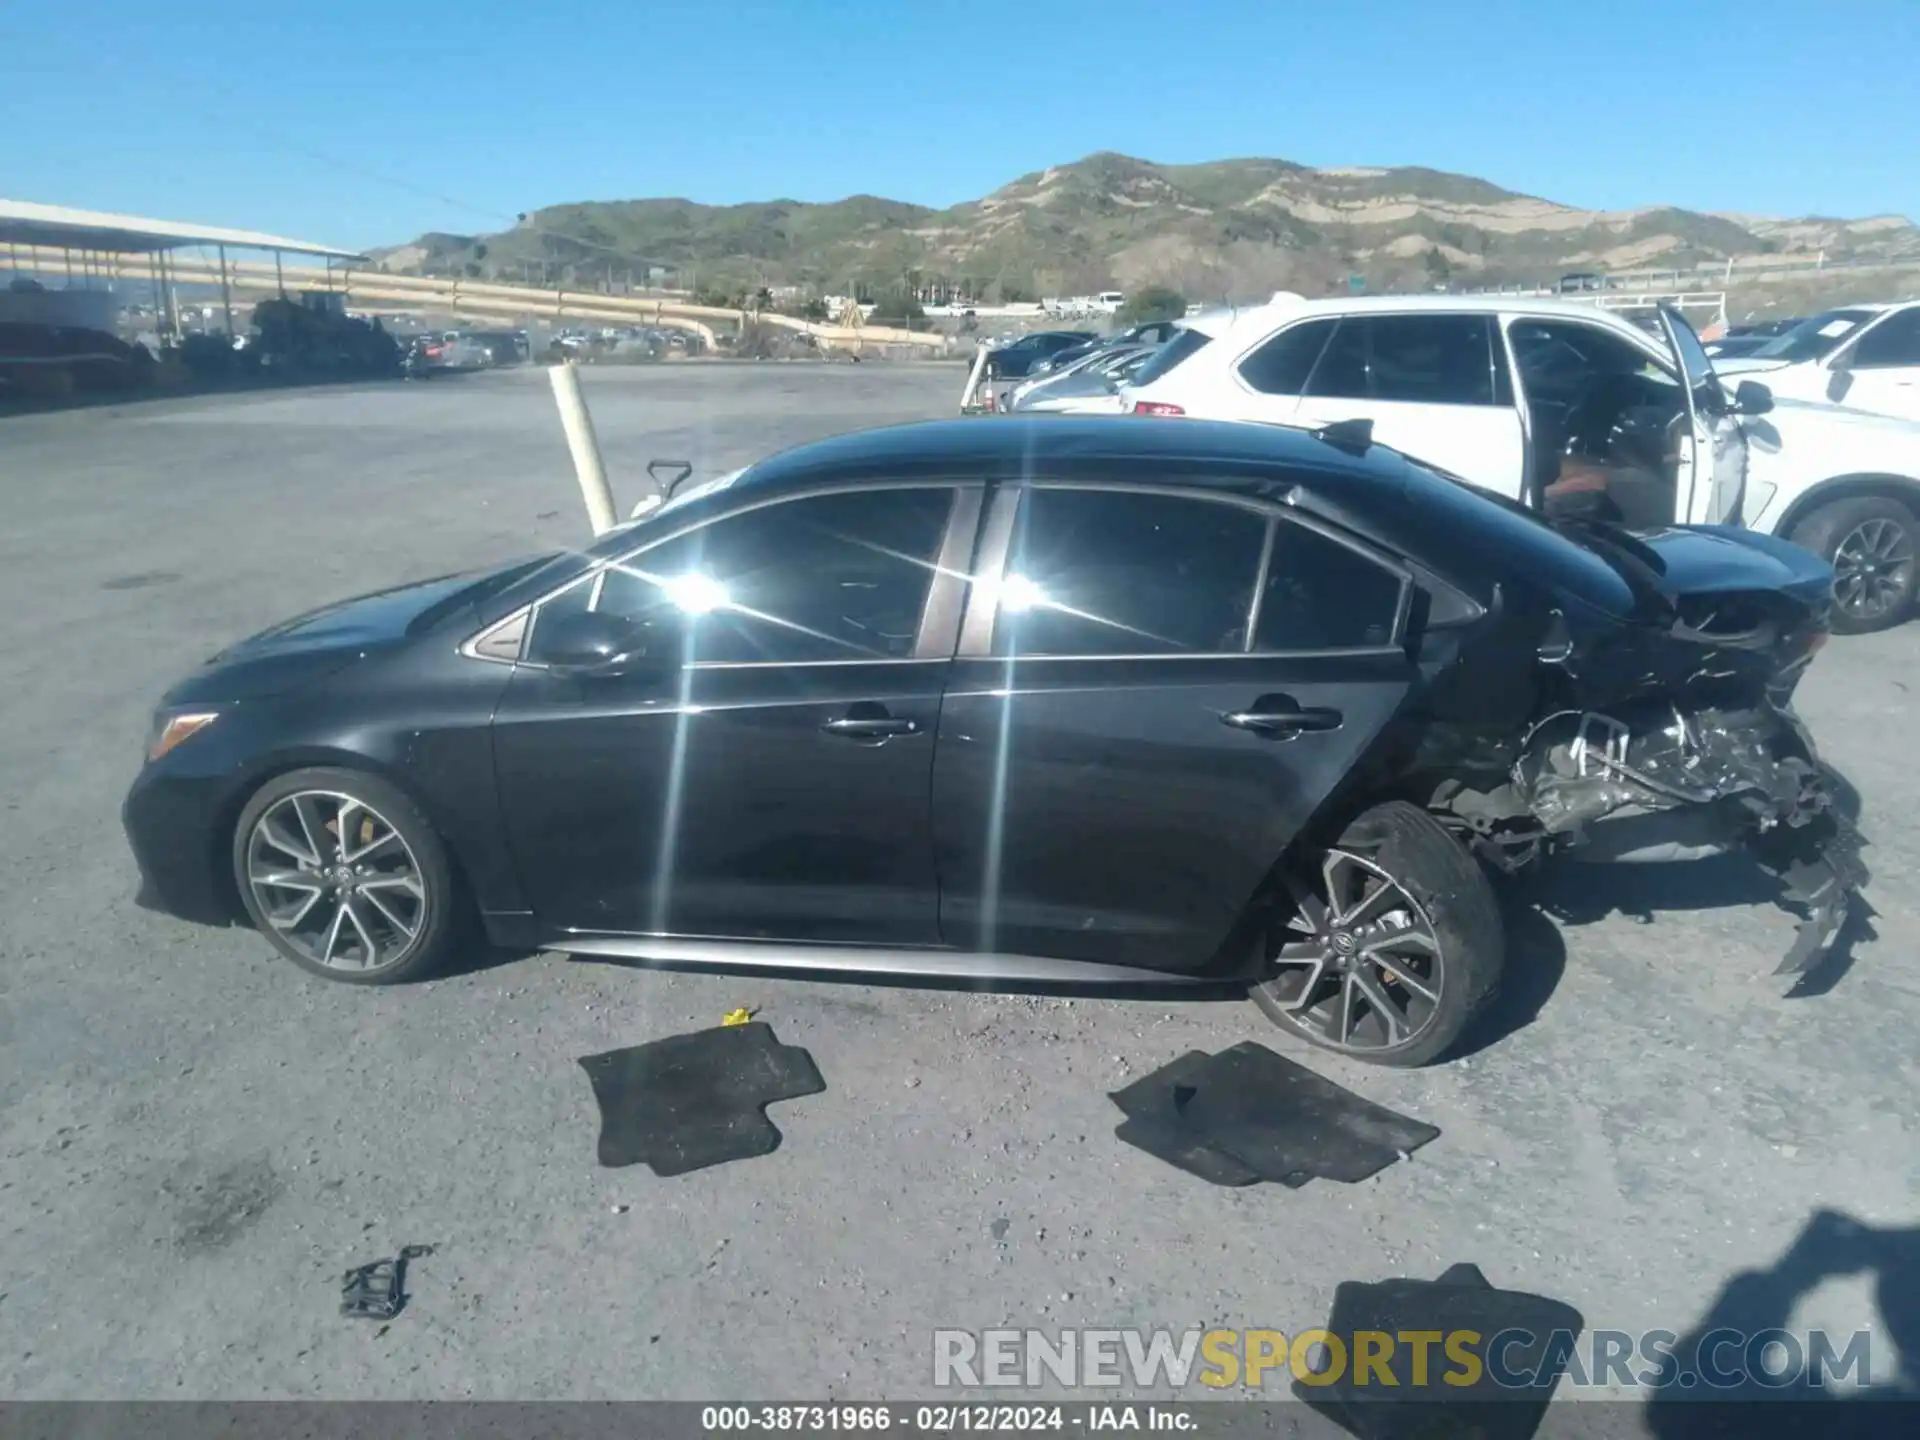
left=1255, top=520, right=1404, bottom=651
left=1508, top=320, right=1678, bottom=405
left=1305, top=315, right=1503, bottom=405
left=1849, top=308, right=1920, bottom=368
left=528, top=487, right=955, bottom=665
left=994, top=489, right=1268, bottom=656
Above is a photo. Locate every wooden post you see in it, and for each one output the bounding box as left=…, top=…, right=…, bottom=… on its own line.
left=218, top=244, right=235, bottom=337
left=548, top=361, right=617, bottom=535
left=960, top=343, right=993, bottom=414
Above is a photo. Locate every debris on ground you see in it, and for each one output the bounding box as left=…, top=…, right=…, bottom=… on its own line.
left=340, top=1244, right=435, bottom=1320
left=721, top=1008, right=754, bottom=1027
left=1110, top=1043, right=1439, bottom=1188
left=579, top=1022, right=825, bottom=1176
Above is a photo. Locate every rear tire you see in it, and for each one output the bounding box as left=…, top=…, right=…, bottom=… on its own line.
left=1251, top=801, right=1504, bottom=1068
left=1788, top=495, right=1918, bottom=635
left=232, top=766, right=470, bottom=985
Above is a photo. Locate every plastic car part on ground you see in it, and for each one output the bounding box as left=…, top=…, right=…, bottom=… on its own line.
left=340, top=1244, right=435, bottom=1320
left=1110, top=1043, right=1440, bottom=1187
left=579, top=1022, right=825, bottom=1176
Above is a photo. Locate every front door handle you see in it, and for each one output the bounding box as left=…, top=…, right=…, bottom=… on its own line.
left=1221, top=696, right=1343, bottom=739
left=822, top=702, right=920, bottom=740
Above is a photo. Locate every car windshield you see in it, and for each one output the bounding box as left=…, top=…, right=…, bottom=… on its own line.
left=1748, top=308, right=1878, bottom=361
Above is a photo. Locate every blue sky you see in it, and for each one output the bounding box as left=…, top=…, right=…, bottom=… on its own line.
left=3, top=0, right=1915, bottom=250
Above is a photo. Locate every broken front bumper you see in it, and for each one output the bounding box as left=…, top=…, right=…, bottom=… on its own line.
left=1515, top=702, right=1869, bottom=976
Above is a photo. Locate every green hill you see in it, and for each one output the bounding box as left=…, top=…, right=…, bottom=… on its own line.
left=369, top=151, right=1920, bottom=304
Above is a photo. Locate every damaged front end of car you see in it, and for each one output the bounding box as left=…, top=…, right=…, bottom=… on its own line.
left=1423, top=527, right=1867, bottom=980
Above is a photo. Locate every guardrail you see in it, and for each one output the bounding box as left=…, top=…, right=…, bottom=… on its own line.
left=1452, top=284, right=1728, bottom=317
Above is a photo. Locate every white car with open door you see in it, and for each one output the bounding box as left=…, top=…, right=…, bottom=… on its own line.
left=1712, top=303, right=1920, bottom=424
left=1121, top=294, right=1920, bottom=632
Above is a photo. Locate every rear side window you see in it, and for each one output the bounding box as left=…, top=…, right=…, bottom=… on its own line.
left=1306, top=314, right=1504, bottom=405
left=995, top=489, right=1267, bottom=656
left=1131, top=328, right=1212, bottom=386
left=1238, top=319, right=1337, bottom=395
left=1255, top=520, right=1405, bottom=651
left=1851, top=308, right=1920, bottom=368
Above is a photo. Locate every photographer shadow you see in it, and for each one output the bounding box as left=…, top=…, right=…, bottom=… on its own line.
left=1644, top=1209, right=1920, bottom=1439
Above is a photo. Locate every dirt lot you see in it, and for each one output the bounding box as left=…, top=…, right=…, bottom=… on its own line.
left=0, top=364, right=1915, bottom=1408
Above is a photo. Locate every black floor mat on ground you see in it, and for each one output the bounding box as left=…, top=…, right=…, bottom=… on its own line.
left=578, top=1022, right=825, bottom=1176
left=1110, top=1042, right=1439, bottom=1188
left=1293, top=1263, right=1584, bottom=1440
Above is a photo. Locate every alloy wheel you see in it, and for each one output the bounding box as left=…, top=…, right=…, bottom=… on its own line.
left=1266, top=849, right=1445, bottom=1054
left=1832, top=517, right=1915, bottom=623
left=244, top=791, right=428, bottom=973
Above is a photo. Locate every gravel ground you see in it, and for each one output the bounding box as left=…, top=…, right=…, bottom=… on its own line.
left=0, top=363, right=1915, bottom=1410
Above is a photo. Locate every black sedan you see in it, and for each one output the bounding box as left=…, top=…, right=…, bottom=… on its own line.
left=124, top=417, right=1860, bottom=1066
left=984, top=330, right=1099, bottom=379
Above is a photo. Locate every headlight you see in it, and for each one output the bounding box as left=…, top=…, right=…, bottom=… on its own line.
left=147, top=710, right=221, bottom=762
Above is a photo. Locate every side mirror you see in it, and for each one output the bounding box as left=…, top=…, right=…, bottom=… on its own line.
left=1733, top=379, right=1775, bottom=416
left=538, top=609, right=679, bottom=680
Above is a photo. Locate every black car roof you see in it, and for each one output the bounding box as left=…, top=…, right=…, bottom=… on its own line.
left=545, top=416, right=1635, bottom=625
left=720, top=416, right=1635, bottom=618
left=736, top=415, right=1410, bottom=497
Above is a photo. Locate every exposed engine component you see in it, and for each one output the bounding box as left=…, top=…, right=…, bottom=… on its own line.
left=1434, top=698, right=1863, bottom=978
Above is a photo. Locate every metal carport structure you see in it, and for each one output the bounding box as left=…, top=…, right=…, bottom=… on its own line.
left=0, top=199, right=363, bottom=340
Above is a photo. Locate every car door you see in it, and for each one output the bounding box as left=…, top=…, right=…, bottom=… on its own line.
left=491, top=482, right=979, bottom=943
left=1827, top=307, right=1920, bottom=422
left=1658, top=304, right=1748, bottom=525
left=931, top=483, right=1420, bottom=972
left=1281, top=313, right=1528, bottom=500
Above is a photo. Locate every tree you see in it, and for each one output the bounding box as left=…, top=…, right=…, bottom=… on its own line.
left=867, top=292, right=926, bottom=325
left=1423, top=246, right=1453, bottom=288
left=1117, top=286, right=1186, bottom=325
left=799, top=297, right=830, bottom=322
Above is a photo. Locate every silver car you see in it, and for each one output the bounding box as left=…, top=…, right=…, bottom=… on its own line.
left=1008, top=344, right=1158, bottom=414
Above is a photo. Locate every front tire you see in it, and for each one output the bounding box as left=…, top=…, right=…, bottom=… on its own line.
left=1251, top=801, right=1504, bottom=1068
left=232, top=767, right=468, bottom=985
left=1789, top=495, right=1918, bottom=635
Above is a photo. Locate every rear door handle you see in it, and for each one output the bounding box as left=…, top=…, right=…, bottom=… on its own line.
left=822, top=703, right=920, bottom=740
left=1221, top=697, right=1343, bottom=739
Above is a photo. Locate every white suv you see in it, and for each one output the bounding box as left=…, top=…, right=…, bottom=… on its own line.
left=1712, top=302, right=1920, bottom=423
left=1121, top=294, right=1920, bottom=632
